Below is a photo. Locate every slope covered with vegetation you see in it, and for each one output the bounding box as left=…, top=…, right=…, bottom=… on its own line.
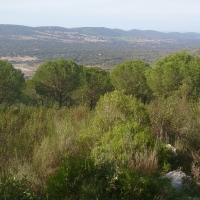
left=1, top=24, right=200, bottom=76
left=0, top=52, right=200, bottom=199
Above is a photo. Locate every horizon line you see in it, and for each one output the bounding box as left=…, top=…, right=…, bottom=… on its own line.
left=1, top=23, right=200, bottom=34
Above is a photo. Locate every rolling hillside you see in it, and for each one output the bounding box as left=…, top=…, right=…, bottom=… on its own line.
left=1, top=24, right=200, bottom=77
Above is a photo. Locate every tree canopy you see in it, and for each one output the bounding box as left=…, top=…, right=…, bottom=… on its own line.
left=146, top=52, right=200, bottom=98
left=111, top=60, right=152, bottom=104
left=33, top=59, right=84, bottom=108
left=0, top=60, right=25, bottom=105
left=84, top=67, right=113, bottom=110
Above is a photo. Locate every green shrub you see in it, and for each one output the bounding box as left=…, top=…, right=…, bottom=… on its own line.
left=91, top=122, right=157, bottom=172
left=0, top=176, right=45, bottom=200
left=76, top=91, right=151, bottom=156
left=46, top=155, right=122, bottom=199
left=93, top=91, right=150, bottom=133
left=157, top=145, right=172, bottom=173
left=46, top=155, right=173, bottom=200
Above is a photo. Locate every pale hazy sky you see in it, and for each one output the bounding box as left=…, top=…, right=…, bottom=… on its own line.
left=0, top=0, right=199, bottom=32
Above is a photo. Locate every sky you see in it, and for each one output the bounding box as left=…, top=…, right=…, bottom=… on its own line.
left=0, top=0, right=199, bottom=32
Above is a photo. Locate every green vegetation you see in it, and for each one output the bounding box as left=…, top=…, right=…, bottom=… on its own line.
left=111, top=60, right=152, bottom=104
left=1, top=52, right=200, bottom=199
left=146, top=52, right=200, bottom=99
left=84, top=67, right=114, bottom=110
left=2, top=25, right=200, bottom=73
left=33, top=59, right=84, bottom=108
left=0, top=60, right=25, bottom=106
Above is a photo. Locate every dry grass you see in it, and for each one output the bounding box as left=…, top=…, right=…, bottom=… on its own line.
left=30, top=106, right=90, bottom=185
left=191, top=150, right=200, bottom=183
left=128, top=149, right=158, bottom=174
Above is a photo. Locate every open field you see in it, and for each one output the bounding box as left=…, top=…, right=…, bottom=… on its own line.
left=0, top=56, right=37, bottom=62
left=1, top=56, right=39, bottom=78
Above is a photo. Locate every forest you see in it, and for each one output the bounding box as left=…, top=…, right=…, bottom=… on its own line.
left=1, top=52, right=200, bottom=199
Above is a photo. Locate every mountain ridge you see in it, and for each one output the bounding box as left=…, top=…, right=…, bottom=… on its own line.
left=1, top=24, right=200, bottom=40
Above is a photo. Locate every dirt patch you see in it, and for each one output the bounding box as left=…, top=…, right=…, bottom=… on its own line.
left=1, top=56, right=39, bottom=78
left=14, top=63, right=39, bottom=78
left=1, top=56, right=37, bottom=62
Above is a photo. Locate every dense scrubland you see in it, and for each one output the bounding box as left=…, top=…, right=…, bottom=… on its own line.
left=1, top=52, right=200, bottom=199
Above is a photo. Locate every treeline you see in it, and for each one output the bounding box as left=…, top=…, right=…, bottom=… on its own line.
left=1, top=52, right=200, bottom=199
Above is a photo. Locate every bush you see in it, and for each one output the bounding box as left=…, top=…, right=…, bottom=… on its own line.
left=91, top=123, right=158, bottom=174
left=0, top=177, right=45, bottom=200
left=46, top=155, right=173, bottom=200
left=47, top=155, right=115, bottom=199
left=93, top=91, right=150, bottom=133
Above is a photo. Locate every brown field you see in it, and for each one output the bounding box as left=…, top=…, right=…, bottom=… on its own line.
left=1, top=56, right=39, bottom=78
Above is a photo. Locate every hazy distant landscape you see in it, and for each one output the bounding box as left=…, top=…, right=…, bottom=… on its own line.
left=1, top=24, right=200, bottom=77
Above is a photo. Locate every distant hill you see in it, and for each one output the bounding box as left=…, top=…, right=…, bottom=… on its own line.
left=0, top=24, right=200, bottom=42
left=1, top=24, right=200, bottom=40
left=1, top=24, right=200, bottom=78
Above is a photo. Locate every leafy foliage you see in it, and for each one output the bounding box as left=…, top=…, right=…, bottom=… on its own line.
left=93, top=90, right=150, bottom=133
left=0, top=177, right=44, bottom=200
left=33, top=59, right=84, bottom=108
left=0, top=60, right=25, bottom=106
left=46, top=155, right=172, bottom=200
left=21, top=79, right=44, bottom=106
left=111, top=60, right=152, bottom=103
left=84, top=66, right=114, bottom=109
left=146, top=52, right=200, bottom=98
left=91, top=123, right=157, bottom=173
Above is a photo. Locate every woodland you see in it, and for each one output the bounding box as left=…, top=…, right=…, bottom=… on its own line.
left=0, top=52, right=200, bottom=199
left=2, top=25, right=200, bottom=71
